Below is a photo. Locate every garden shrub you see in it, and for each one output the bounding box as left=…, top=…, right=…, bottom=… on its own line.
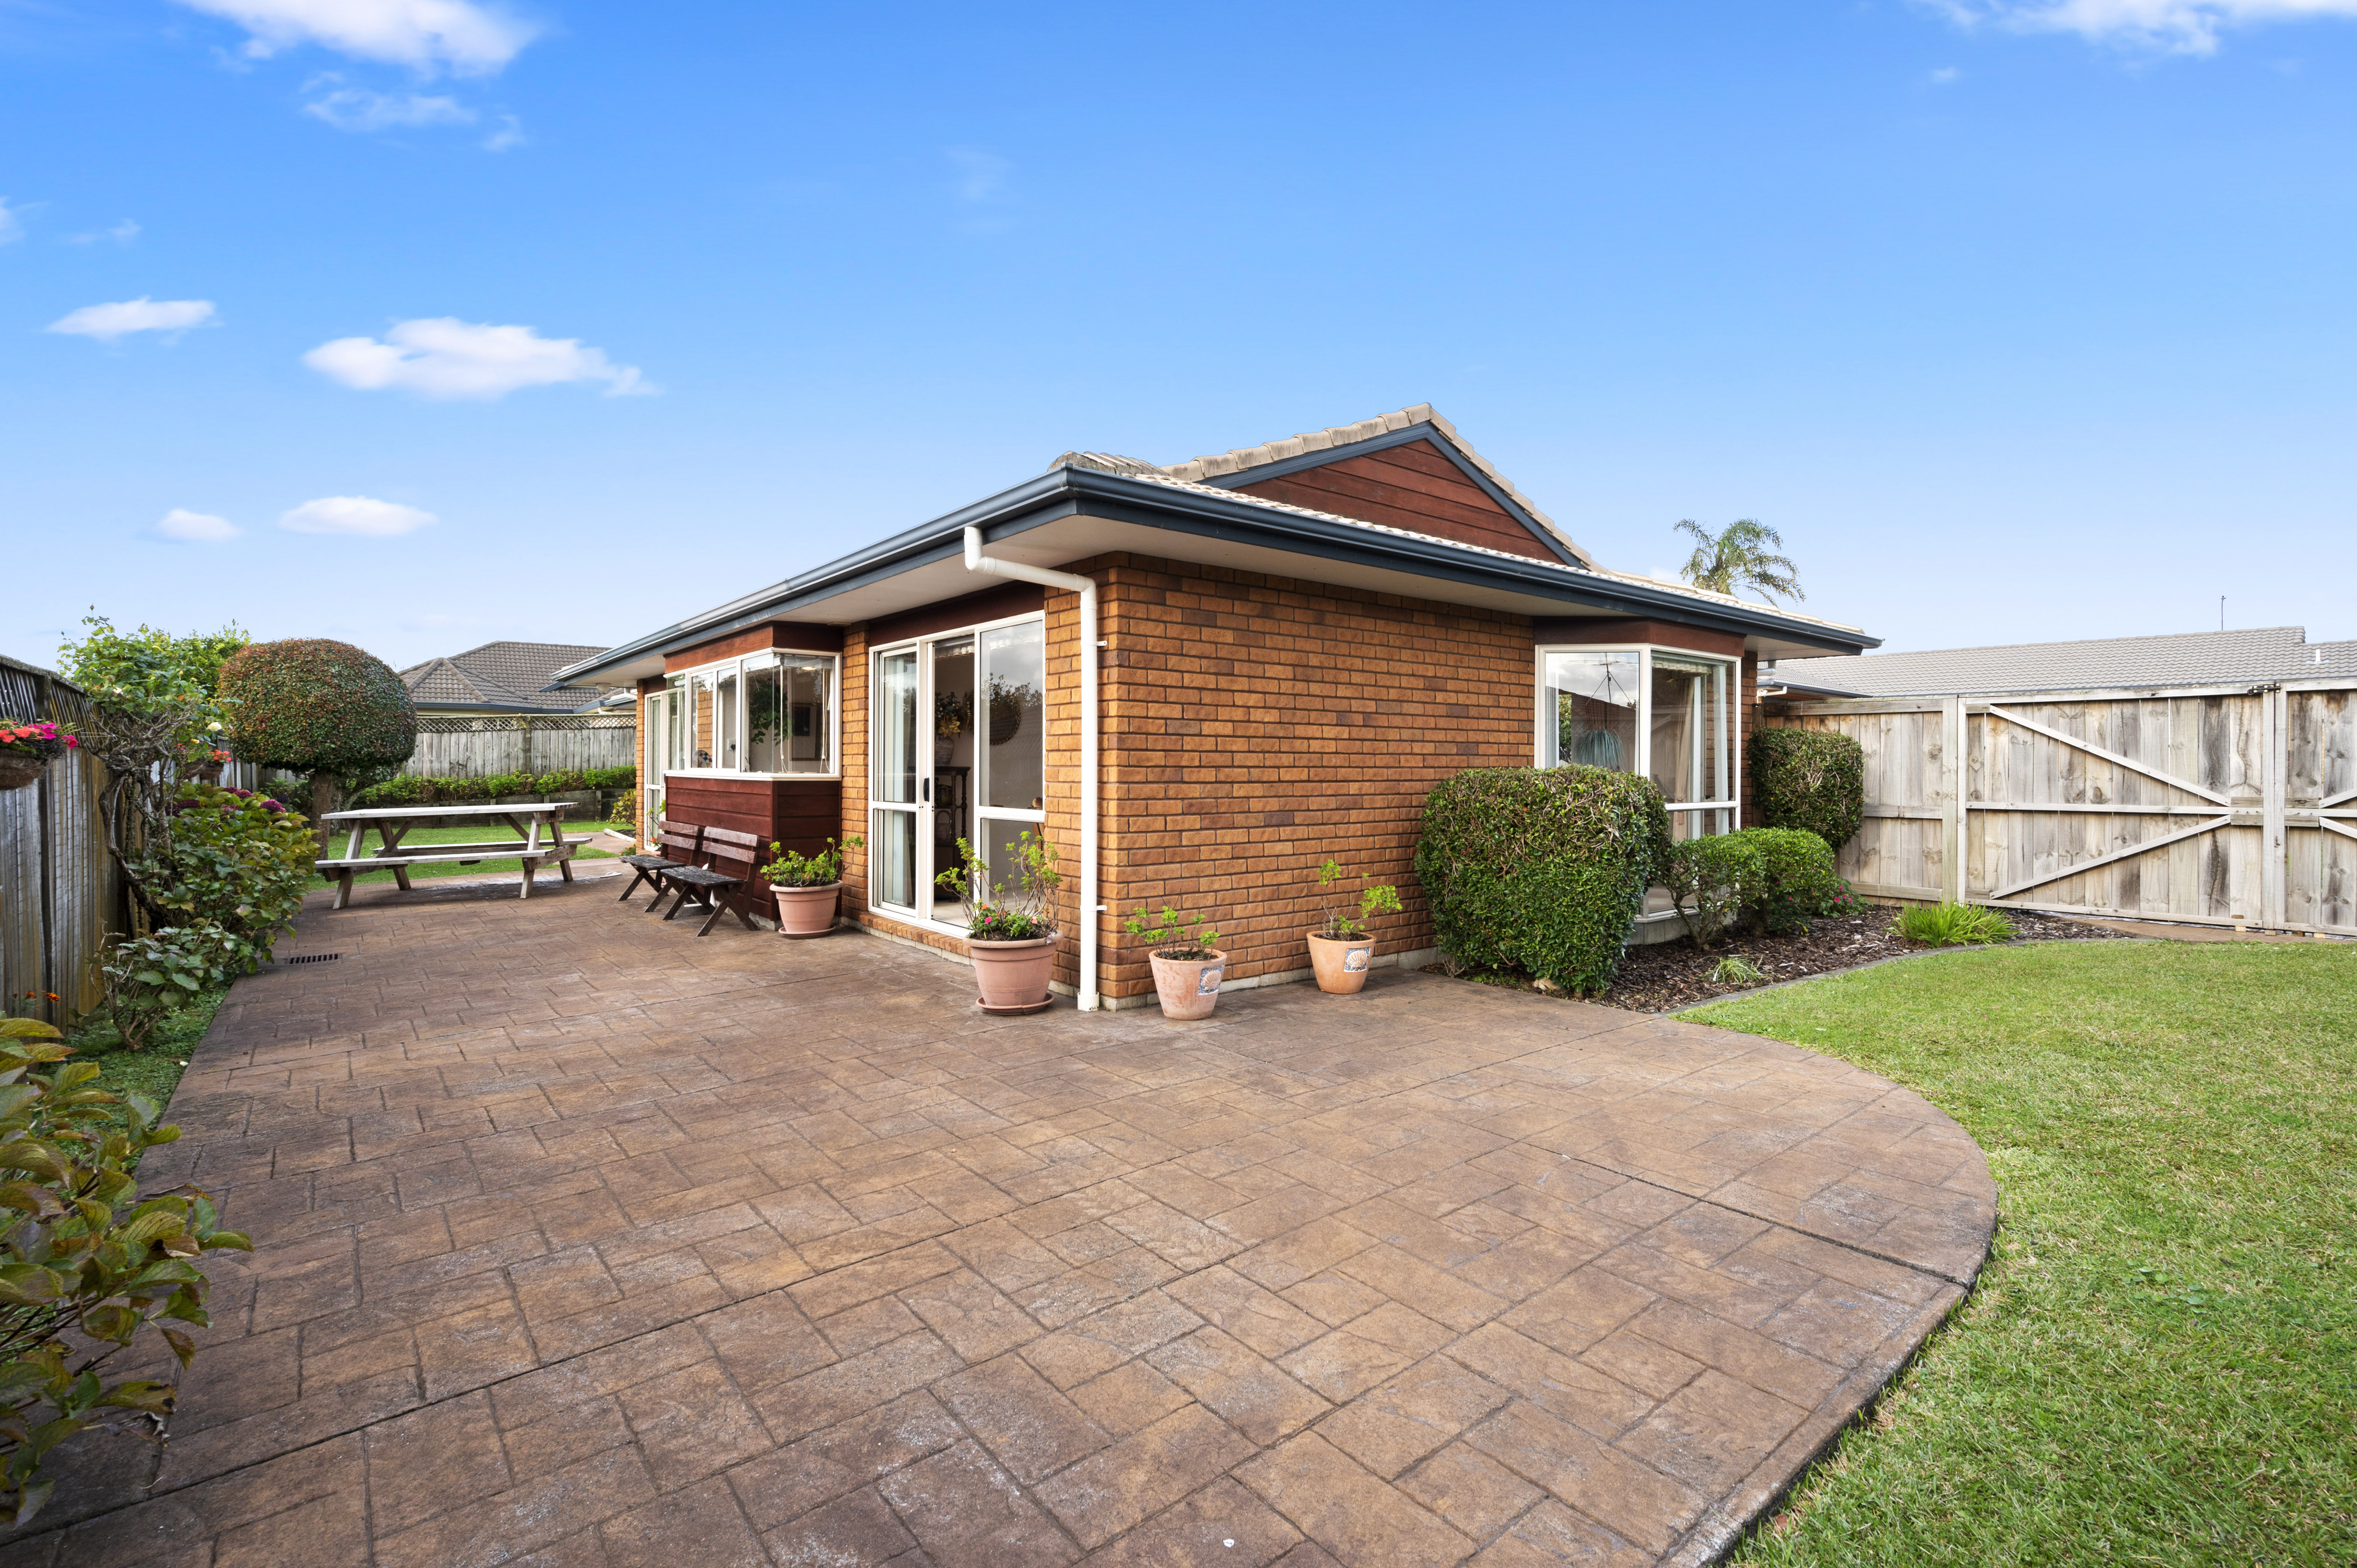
left=143, top=784, right=317, bottom=967
left=1897, top=901, right=2015, bottom=946
left=0, top=1027, right=249, bottom=1524
left=1663, top=833, right=1765, bottom=950
left=346, top=766, right=636, bottom=810
left=1746, top=827, right=1841, bottom=935
left=217, top=640, right=415, bottom=818
left=95, top=924, right=249, bottom=1054
left=1748, top=726, right=1866, bottom=853
left=1416, top=767, right=1672, bottom=995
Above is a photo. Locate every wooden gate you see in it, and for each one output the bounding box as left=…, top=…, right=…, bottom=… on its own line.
left=1766, top=677, right=2356, bottom=935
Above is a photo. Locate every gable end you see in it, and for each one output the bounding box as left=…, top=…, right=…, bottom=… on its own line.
left=1218, top=432, right=1569, bottom=564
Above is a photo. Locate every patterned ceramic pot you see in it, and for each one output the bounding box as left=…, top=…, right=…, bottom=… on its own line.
left=1147, top=948, right=1227, bottom=1020
left=1305, top=932, right=1374, bottom=994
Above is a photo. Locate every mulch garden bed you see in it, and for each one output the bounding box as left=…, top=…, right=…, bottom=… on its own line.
left=1421, top=907, right=2129, bottom=1015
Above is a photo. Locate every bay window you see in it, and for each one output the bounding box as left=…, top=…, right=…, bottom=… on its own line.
left=645, top=650, right=841, bottom=782
left=1538, top=644, right=1735, bottom=839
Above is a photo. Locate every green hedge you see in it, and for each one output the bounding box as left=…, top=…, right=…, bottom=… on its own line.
left=1416, top=766, right=1672, bottom=995
left=1747, top=726, right=1865, bottom=852
left=1664, top=826, right=1842, bottom=947
left=348, top=766, right=636, bottom=809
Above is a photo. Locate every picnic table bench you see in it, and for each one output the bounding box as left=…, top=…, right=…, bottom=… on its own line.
left=316, top=802, right=582, bottom=909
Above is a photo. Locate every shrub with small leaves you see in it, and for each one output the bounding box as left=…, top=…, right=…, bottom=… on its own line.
left=1663, top=833, right=1766, bottom=952
left=1417, top=766, right=1673, bottom=995
left=1747, top=727, right=1866, bottom=853
left=0, top=1021, right=250, bottom=1526
left=216, top=639, right=415, bottom=817
left=1745, top=827, right=1840, bottom=936
left=95, top=926, right=246, bottom=1054
left=143, top=784, right=318, bottom=967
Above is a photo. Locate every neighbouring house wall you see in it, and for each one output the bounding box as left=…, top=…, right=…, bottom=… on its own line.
left=1231, top=439, right=1561, bottom=563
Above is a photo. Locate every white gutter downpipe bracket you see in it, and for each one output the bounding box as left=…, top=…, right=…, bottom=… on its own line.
left=962, top=526, right=1101, bottom=1011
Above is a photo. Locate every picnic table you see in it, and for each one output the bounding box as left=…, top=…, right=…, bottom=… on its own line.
left=316, top=802, right=583, bottom=909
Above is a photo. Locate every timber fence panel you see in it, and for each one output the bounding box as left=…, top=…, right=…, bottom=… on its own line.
left=1772, top=678, right=2357, bottom=934
left=399, top=715, right=636, bottom=778
left=0, top=657, right=119, bottom=1027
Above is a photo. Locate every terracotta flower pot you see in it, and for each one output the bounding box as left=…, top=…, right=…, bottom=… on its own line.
left=970, top=935, right=1057, bottom=1014
left=773, top=882, right=841, bottom=939
left=1148, top=948, right=1227, bottom=1020
left=1306, top=932, right=1375, bottom=994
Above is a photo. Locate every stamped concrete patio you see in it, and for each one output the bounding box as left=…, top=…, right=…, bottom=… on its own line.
left=5, top=877, right=1994, bottom=1568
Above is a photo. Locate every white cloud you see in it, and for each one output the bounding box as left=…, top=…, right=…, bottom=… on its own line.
left=302, top=317, right=654, bottom=399
left=156, top=508, right=240, bottom=542
left=279, top=496, right=438, bottom=536
left=481, top=114, right=525, bottom=152
left=173, top=0, right=537, bottom=75
left=1931, top=0, right=2357, bottom=54
left=66, top=219, right=143, bottom=245
left=0, top=199, right=24, bottom=246
left=1929, top=65, right=1963, bottom=82
left=304, top=84, right=475, bottom=130
left=46, top=298, right=219, bottom=341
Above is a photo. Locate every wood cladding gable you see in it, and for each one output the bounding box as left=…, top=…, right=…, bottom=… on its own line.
left=666, top=622, right=843, bottom=672
left=1230, top=438, right=1560, bottom=563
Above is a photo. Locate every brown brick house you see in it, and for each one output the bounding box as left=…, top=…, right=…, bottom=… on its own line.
left=550, top=406, right=1875, bottom=1008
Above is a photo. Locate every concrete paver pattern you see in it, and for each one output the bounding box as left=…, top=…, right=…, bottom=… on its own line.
left=1, top=880, right=1995, bottom=1567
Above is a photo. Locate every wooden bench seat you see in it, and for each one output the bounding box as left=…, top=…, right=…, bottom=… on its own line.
left=659, top=824, right=764, bottom=937
left=619, top=823, right=700, bottom=908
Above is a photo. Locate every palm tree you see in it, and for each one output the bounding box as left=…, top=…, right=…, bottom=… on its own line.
left=1675, top=518, right=1804, bottom=604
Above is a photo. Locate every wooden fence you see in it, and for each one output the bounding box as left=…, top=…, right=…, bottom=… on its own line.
left=1766, top=677, right=2357, bottom=935
left=401, top=714, right=636, bottom=778
left=0, top=657, right=121, bottom=1026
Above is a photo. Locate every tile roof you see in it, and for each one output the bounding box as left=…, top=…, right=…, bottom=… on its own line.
left=1054, top=403, right=1597, bottom=568
left=1769, top=626, right=2357, bottom=698
left=397, top=641, right=622, bottom=711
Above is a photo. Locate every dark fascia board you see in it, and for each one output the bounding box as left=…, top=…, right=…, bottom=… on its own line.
left=1183, top=420, right=1588, bottom=569
left=546, top=467, right=1874, bottom=688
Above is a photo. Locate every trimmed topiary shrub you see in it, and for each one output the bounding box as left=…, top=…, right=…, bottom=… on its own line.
left=217, top=640, right=415, bottom=819
left=1746, top=826, right=1840, bottom=935
left=1417, top=766, right=1673, bottom=996
left=1748, top=726, right=1865, bottom=853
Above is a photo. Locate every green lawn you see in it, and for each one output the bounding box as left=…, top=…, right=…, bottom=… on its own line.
left=309, top=820, right=621, bottom=888
left=1682, top=941, right=2355, bottom=1566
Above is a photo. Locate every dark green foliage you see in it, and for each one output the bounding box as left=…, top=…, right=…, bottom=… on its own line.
left=0, top=1026, right=250, bottom=1525
left=1663, top=833, right=1764, bottom=950
left=217, top=640, right=415, bottom=776
left=347, top=766, right=636, bottom=808
left=143, top=784, right=319, bottom=968
left=1746, top=827, right=1840, bottom=935
left=1416, top=767, right=1673, bottom=995
left=1897, top=901, right=2016, bottom=945
left=1747, top=727, right=1865, bottom=852
left=1666, top=826, right=1843, bottom=947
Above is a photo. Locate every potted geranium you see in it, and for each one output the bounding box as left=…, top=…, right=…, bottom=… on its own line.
left=1125, top=906, right=1226, bottom=1020
left=936, top=830, right=1062, bottom=1013
left=760, top=835, right=862, bottom=939
left=1305, top=859, right=1403, bottom=995
left=0, top=719, right=76, bottom=791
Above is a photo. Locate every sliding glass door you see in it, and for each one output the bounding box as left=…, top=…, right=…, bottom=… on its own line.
left=869, top=617, right=1048, bottom=928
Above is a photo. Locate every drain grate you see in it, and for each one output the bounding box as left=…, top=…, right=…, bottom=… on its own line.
left=283, top=953, right=343, bottom=965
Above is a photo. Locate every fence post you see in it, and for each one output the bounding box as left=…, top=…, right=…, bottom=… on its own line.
left=519, top=716, right=532, bottom=777
left=2262, top=685, right=2287, bottom=929
left=1941, top=695, right=1964, bottom=905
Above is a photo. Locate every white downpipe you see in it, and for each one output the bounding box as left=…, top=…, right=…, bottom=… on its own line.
left=963, top=526, right=1100, bottom=1011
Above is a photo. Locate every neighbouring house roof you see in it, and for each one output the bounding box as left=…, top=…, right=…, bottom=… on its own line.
left=399, top=642, right=627, bottom=713
left=1767, top=626, right=2357, bottom=699
left=550, top=406, right=1877, bottom=689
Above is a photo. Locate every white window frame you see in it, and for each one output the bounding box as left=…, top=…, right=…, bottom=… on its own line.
left=1533, top=643, right=1740, bottom=839
left=656, top=649, right=843, bottom=781
left=866, top=609, right=1050, bottom=929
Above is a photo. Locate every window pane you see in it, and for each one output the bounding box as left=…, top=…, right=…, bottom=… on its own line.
left=746, top=665, right=785, bottom=772
left=875, top=650, right=917, bottom=803
left=717, top=669, right=741, bottom=770
left=983, top=818, right=1039, bottom=915
left=784, top=655, right=833, bottom=774
left=982, top=621, right=1047, bottom=811
left=690, top=674, right=716, bottom=768
left=664, top=679, right=685, bottom=773
left=1651, top=655, right=1729, bottom=807
left=871, top=808, right=915, bottom=908
left=1541, top=650, right=1639, bottom=771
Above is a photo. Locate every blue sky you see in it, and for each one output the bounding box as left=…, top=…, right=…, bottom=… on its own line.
left=5, top=0, right=2354, bottom=674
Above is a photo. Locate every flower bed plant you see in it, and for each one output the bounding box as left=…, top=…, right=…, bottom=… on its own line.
left=0, top=1020, right=250, bottom=1525
left=0, top=720, right=76, bottom=765
left=760, top=835, right=861, bottom=888
left=347, top=766, right=636, bottom=809
left=143, top=783, right=318, bottom=970
left=937, top=831, right=1062, bottom=941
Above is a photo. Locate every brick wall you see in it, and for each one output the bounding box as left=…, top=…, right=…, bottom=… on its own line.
left=1087, top=551, right=1533, bottom=1000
